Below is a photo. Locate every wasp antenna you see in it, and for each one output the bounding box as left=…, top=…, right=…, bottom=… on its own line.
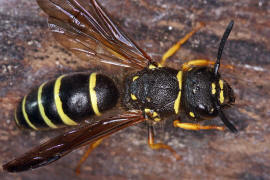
left=214, top=20, right=234, bottom=76
left=218, top=109, right=238, bottom=133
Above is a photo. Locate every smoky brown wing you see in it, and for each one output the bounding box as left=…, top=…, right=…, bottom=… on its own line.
left=36, top=0, right=154, bottom=69
left=3, top=111, right=144, bottom=172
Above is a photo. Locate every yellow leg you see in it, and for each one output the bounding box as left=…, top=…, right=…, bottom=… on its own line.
left=182, top=59, right=215, bottom=71
left=75, top=138, right=103, bottom=174
left=160, top=22, right=205, bottom=66
left=173, top=120, right=225, bottom=131
left=181, top=59, right=234, bottom=71
left=148, top=125, right=181, bottom=160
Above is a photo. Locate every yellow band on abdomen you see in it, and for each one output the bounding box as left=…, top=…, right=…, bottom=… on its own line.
left=54, top=75, right=78, bottom=126
left=22, top=96, right=38, bottom=130
left=38, top=82, right=58, bottom=128
left=89, top=73, right=101, bottom=116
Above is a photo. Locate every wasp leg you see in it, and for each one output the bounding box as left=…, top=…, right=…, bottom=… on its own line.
left=182, top=59, right=215, bottom=71
left=75, top=138, right=104, bottom=174
left=160, top=22, right=205, bottom=66
left=148, top=125, right=181, bottom=160
left=182, top=59, right=234, bottom=71
left=173, top=120, right=225, bottom=131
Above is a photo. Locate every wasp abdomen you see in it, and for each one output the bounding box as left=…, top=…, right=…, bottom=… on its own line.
left=15, top=73, right=119, bottom=130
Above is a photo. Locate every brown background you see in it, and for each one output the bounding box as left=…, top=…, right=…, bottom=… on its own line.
left=1, top=0, right=270, bottom=179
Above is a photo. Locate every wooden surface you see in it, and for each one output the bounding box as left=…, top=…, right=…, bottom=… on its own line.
left=1, top=0, right=270, bottom=179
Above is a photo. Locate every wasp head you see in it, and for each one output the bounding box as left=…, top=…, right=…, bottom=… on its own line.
left=182, top=20, right=238, bottom=133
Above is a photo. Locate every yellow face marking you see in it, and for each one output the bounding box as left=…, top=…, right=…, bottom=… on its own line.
left=148, top=64, right=157, bottom=69
left=131, top=93, right=137, bottom=100
left=55, top=75, right=78, bottom=125
left=220, top=90, right=224, bottom=104
left=174, top=71, right=183, bottom=114
left=189, top=112, right=195, bottom=118
left=89, top=73, right=102, bottom=116
left=22, top=96, right=38, bottom=130
left=211, top=83, right=216, bottom=95
left=219, top=80, right=224, bottom=104
left=132, top=76, right=139, bottom=81
left=154, top=118, right=161, bottom=122
left=219, top=80, right=224, bottom=89
left=38, top=82, right=58, bottom=129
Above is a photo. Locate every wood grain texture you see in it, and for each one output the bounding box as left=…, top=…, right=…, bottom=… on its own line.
left=1, top=0, right=269, bottom=179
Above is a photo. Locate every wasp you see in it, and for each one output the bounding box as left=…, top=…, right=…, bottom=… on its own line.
left=3, top=0, right=237, bottom=173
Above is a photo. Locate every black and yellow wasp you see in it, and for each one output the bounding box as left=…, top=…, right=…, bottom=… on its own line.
left=3, top=0, right=237, bottom=173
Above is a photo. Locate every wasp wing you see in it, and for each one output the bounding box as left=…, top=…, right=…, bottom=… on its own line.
left=3, top=111, right=144, bottom=172
left=36, top=0, right=154, bottom=69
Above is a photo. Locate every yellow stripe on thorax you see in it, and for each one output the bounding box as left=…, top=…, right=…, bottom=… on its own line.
left=148, top=63, right=162, bottom=69
left=131, top=93, right=137, bottom=100
left=89, top=73, right=101, bottom=116
left=174, top=71, right=183, bottom=114
left=38, top=82, right=58, bottom=129
left=189, top=112, right=195, bottom=118
left=22, top=96, right=38, bottom=130
left=132, top=76, right=139, bottom=81
left=54, top=75, right=78, bottom=126
left=148, top=64, right=157, bottom=69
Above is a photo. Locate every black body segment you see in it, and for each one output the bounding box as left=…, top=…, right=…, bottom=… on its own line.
left=15, top=73, right=119, bottom=130
left=95, top=75, right=119, bottom=112
left=15, top=101, right=32, bottom=130
left=42, top=81, right=65, bottom=127
left=123, top=67, right=181, bottom=117
left=25, top=88, right=49, bottom=128
left=59, top=74, right=95, bottom=121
